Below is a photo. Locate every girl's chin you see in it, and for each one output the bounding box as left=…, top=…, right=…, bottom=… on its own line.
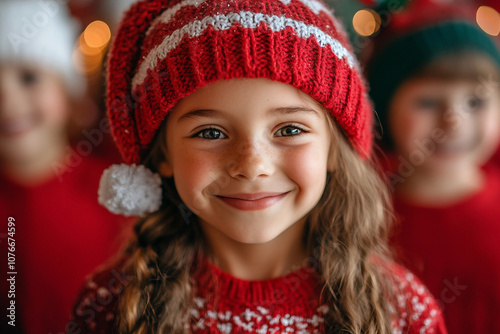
left=423, top=157, right=474, bottom=173
left=430, top=151, right=473, bottom=163
left=0, top=134, right=57, bottom=163
left=200, top=221, right=286, bottom=245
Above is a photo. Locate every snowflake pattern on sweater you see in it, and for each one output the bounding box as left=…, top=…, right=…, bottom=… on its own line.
left=70, top=258, right=447, bottom=333
left=190, top=297, right=327, bottom=334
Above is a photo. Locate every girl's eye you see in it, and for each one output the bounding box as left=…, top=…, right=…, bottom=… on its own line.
left=275, top=126, right=304, bottom=137
left=195, top=128, right=227, bottom=140
left=415, top=97, right=440, bottom=111
left=20, top=70, right=38, bottom=87
left=466, top=97, right=484, bottom=111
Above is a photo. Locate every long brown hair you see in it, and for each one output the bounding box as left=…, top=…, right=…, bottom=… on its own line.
left=118, top=111, right=396, bottom=333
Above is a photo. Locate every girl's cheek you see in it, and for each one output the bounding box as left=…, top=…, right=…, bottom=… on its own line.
left=36, top=79, right=70, bottom=130
left=390, top=109, right=415, bottom=150
left=410, top=114, right=436, bottom=141
left=474, top=106, right=500, bottom=163
left=174, top=149, right=220, bottom=192
left=393, top=110, right=438, bottom=154
left=283, top=144, right=328, bottom=192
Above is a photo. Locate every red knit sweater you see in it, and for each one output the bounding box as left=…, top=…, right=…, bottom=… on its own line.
left=0, top=155, right=130, bottom=334
left=391, top=164, right=500, bottom=334
left=492, top=145, right=500, bottom=167
left=70, top=256, right=446, bottom=333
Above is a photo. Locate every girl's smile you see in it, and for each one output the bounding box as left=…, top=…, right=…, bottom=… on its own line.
left=215, top=191, right=291, bottom=211
left=159, top=78, right=335, bottom=245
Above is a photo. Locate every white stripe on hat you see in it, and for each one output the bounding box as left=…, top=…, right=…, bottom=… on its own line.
left=132, top=10, right=357, bottom=90
left=145, top=0, right=208, bottom=36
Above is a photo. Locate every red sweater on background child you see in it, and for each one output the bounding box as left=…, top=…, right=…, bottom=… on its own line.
left=0, top=155, right=130, bottom=334
left=70, top=255, right=446, bottom=333
left=391, top=164, right=500, bottom=333
left=492, top=145, right=500, bottom=167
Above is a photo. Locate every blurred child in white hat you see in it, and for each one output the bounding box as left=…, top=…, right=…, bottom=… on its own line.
left=0, top=1, right=128, bottom=333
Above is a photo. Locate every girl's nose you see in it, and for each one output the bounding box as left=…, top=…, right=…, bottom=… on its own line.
left=440, top=102, right=473, bottom=138
left=226, top=140, right=275, bottom=181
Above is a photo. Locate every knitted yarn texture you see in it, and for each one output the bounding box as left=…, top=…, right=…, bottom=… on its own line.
left=107, top=0, right=374, bottom=164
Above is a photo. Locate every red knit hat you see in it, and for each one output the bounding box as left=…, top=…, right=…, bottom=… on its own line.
left=99, top=0, right=374, bottom=216
left=107, top=0, right=373, bottom=164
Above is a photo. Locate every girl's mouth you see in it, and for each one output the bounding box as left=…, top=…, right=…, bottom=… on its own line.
left=0, top=117, right=36, bottom=137
left=215, top=192, right=290, bottom=211
left=433, top=141, right=476, bottom=157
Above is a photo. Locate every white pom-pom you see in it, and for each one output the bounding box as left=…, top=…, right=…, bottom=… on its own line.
left=98, top=164, right=162, bottom=217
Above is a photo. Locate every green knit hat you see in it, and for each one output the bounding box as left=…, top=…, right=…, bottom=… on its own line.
left=365, top=1, right=500, bottom=148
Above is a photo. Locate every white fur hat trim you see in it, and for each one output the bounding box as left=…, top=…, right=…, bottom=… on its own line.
left=98, top=164, right=162, bottom=217
left=0, top=0, right=84, bottom=96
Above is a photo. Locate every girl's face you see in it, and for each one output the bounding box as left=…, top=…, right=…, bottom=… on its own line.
left=160, top=78, right=335, bottom=244
left=0, top=63, right=70, bottom=165
left=389, top=77, right=500, bottom=173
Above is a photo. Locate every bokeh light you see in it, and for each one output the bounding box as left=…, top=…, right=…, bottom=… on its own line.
left=477, top=6, right=500, bottom=36
left=73, top=20, right=112, bottom=76
left=353, top=9, right=381, bottom=37
left=83, top=20, right=111, bottom=49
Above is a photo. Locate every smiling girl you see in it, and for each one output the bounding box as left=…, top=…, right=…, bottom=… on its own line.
left=71, top=0, right=446, bottom=333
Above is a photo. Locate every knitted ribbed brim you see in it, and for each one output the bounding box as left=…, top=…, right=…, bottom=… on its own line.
left=107, top=0, right=374, bottom=164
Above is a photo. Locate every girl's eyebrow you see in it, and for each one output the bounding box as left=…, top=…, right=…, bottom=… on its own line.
left=274, top=106, right=321, bottom=118
left=178, top=109, right=220, bottom=122
left=177, top=106, right=320, bottom=122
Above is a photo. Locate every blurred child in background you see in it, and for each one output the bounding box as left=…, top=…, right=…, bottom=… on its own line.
left=0, top=1, right=127, bottom=333
left=365, top=0, right=500, bottom=332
